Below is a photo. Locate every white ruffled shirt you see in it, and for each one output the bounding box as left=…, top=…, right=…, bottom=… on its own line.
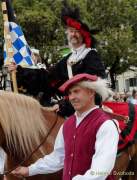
left=68, top=44, right=92, bottom=65
left=67, top=44, right=94, bottom=78
left=29, top=107, right=119, bottom=180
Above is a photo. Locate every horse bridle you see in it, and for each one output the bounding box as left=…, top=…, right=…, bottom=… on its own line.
left=0, top=113, right=59, bottom=179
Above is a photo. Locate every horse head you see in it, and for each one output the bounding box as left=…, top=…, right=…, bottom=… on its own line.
left=0, top=90, right=50, bottom=161
left=0, top=90, right=63, bottom=180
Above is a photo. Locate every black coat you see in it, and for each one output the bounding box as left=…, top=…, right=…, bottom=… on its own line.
left=16, top=49, right=106, bottom=116
left=54, top=49, right=106, bottom=80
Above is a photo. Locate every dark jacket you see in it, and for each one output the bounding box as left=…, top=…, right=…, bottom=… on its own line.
left=16, top=49, right=106, bottom=116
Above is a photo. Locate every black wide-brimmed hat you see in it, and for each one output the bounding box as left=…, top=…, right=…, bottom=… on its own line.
left=61, top=3, right=99, bottom=47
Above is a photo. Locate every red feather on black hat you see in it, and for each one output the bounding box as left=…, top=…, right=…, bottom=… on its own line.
left=61, top=1, right=99, bottom=48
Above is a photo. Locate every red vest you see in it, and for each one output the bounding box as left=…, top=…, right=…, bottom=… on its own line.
left=63, top=108, right=115, bottom=180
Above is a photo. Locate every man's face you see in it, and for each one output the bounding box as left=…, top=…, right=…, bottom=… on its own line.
left=66, top=27, right=84, bottom=48
left=68, top=85, right=94, bottom=113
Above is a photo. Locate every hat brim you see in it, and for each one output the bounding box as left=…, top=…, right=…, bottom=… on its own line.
left=59, top=73, right=97, bottom=93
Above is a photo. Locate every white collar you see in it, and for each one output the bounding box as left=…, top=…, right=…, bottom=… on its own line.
left=75, top=106, right=99, bottom=127
left=68, top=44, right=91, bottom=66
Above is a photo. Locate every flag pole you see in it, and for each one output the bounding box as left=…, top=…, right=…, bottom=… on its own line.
left=1, top=0, right=18, bottom=93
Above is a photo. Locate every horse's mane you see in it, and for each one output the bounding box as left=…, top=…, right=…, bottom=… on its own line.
left=0, top=90, right=47, bottom=156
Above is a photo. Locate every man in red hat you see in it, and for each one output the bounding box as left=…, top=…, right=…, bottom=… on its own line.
left=12, top=74, right=119, bottom=180
left=8, top=5, right=106, bottom=117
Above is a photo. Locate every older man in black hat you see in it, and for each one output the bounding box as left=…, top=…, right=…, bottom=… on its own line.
left=8, top=6, right=106, bottom=116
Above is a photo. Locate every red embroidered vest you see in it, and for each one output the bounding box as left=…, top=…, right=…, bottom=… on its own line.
left=63, top=108, right=115, bottom=180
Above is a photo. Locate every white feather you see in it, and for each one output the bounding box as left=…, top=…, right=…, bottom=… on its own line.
left=78, top=78, right=114, bottom=101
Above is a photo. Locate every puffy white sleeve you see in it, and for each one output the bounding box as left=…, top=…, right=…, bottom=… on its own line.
left=72, top=120, right=119, bottom=180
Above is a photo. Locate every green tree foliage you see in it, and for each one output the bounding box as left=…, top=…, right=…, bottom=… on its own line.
left=85, top=0, right=137, bottom=88
left=12, top=0, right=65, bottom=62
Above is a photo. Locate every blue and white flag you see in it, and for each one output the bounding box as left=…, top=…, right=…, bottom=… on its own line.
left=2, top=0, right=34, bottom=67
left=4, top=22, right=34, bottom=67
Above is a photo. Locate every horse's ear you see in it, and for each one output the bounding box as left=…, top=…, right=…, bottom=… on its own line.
left=41, top=106, right=61, bottom=122
left=41, top=105, right=59, bottom=112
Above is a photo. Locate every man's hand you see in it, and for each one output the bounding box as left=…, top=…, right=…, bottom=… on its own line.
left=11, top=166, right=29, bottom=178
left=7, top=62, right=17, bottom=72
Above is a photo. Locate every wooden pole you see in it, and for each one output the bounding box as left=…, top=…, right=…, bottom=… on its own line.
left=1, top=0, right=18, bottom=93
